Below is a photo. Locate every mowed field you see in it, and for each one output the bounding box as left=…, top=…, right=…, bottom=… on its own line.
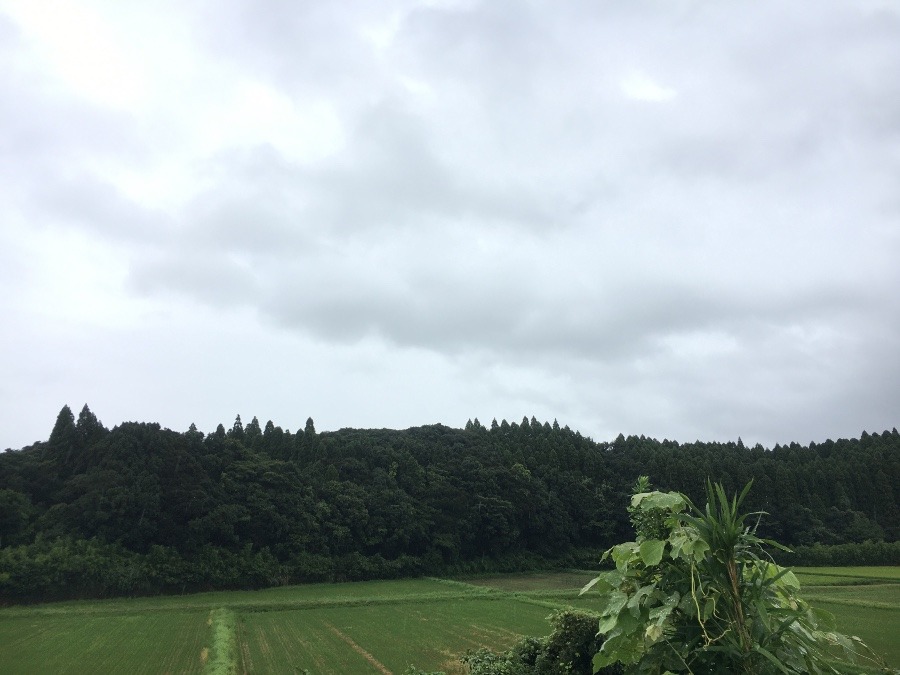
left=794, top=566, right=900, bottom=669
left=0, top=567, right=897, bottom=673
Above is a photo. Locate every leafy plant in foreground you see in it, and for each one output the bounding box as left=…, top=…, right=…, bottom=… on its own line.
left=581, top=477, right=894, bottom=674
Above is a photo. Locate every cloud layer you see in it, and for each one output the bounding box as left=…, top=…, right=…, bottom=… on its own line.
left=2, top=0, right=899, bottom=449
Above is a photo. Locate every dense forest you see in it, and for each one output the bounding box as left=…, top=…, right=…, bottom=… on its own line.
left=1, top=405, right=898, bottom=603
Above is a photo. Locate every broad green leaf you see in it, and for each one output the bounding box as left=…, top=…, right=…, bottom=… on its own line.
left=639, top=539, right=665, bottom=566
left=830, top=631, right=857, bottom=659
left=808, top=605, right=836, bottom=631
left=668, top=526, right=696, bottom=560
left=579, top=575, right=601, bottom=596
left=630, top=492, right=650, bottom=508
left=679, top=592, right=696, bottom=615
left=688, top=538, right=709, bottom=558
left=594, top=632, right=637, bottom=668
left=597, top=612, right=619, bottom=634
left=603, top=569, right=624, bottom=589
left=632, top=491, right=686, bottom=512
left=597, top=590, right=629, bottom=633
left=778, top=569, right=800, bottom=589
left=593, top=650, right=616, bottom=670
left=616, top=607, right=642, bottom=635
left=614, top=632, right=646, bottom=665
left=627, top=582, right=655, bottom=609
left=611, top=542, right=639, bottom=570
left=596, top=630, right=644, bottom=667
left=648, top=591, right=679, bottom=625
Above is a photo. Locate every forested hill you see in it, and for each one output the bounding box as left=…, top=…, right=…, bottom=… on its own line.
left=1, top=405, right=898, bottom=602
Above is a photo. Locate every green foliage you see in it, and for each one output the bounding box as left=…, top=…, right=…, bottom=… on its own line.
left=462, top=610, right=622, bottom=675
left=534, top=610, right=622, bottom=674
left=778, top=541, right=900, bottom=567
left=581, top=480, right=894, bottom=674
left=47, top=405, right=76, bottom=448
left=1, top=406, right=898, bottom=601
left=0, top=489, right=30, bottom=548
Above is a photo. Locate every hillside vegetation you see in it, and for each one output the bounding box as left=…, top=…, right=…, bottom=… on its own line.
left=0, top=405, right=897, bottom=601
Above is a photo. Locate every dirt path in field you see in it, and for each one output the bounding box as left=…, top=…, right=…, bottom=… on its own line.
left=323, top=622, right=392, bottom=674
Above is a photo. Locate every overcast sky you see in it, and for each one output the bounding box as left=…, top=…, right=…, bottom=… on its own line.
left=2, top=0, right=899, bottom=451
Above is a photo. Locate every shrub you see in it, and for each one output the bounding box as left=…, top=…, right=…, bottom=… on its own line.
left=580, top=478, right=892, bottom=674
left=461, top=610, right=622, bottom=675
left=776, top=541, right=900, bottom=567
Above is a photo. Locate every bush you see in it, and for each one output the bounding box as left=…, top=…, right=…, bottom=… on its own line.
left=580, top=478, right=892, bottom=674
left=461, top=610, right=622, bottom=675
left=775, top=541, right=900, bottom=567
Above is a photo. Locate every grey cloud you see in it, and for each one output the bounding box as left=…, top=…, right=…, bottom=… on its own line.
left=130, top=251, right=260, bottom=309
left=162, top=99, right=562, bottom=265
left=31, top=173, right=169, bottom=242
left=5, top=1, right=899, bottom=449
left=310, top=103, right=557, bottom=230
left=137, top=185, right=880, bottom=370
left=189, top=0, right=393, bottom=97
left=0, top=12, right=152, bottom=245
left=0, top=50, right=141, bottom=168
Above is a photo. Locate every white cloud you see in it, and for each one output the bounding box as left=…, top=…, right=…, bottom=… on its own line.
left=205, top=80, right=345, bottom=162
left=3, top=2, right=143, bottom=108
left=620, top=71, right=677, bottom=102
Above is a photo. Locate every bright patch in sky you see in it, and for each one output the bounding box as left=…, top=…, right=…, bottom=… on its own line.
left=211, top=81, right=345, bottom=162
left=7, top=2, right=143, bottom=107
left=620, top=71, right=677, bottom=102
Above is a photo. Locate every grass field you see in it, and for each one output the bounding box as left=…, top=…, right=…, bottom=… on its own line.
left=791, top=567, right=900, bottom=669
left=0, top=611, right=208, bottom=674
left=0, top=567, right=897, bottom=673
left=237, top=600, right=552, bottom=674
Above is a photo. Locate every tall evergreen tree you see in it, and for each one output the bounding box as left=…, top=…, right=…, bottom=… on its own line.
left=245, top=416, right=262, bottom=449
left=47, top=404, right=77, bottom=467
left=48, top=405, right=76, bottom=447
left=75, top=404, right=106, bottom=448
left=229, top=414, right=245, bottom=441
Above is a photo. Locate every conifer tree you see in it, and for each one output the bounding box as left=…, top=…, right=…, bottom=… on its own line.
left=229, top=414, right=245, bottom=440
left=75, top=404, right=106, bottom=448
left=48, top=404, right=77, bottom=466
left=48, top=404, right=75, bottom=447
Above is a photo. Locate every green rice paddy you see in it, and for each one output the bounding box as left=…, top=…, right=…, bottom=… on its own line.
left=0, top=611, right=208, bottom=674
left=0, top=566, right=896, bottom=673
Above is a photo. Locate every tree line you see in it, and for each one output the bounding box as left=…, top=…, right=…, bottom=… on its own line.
left=0, top=405, right=897, bottom=602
